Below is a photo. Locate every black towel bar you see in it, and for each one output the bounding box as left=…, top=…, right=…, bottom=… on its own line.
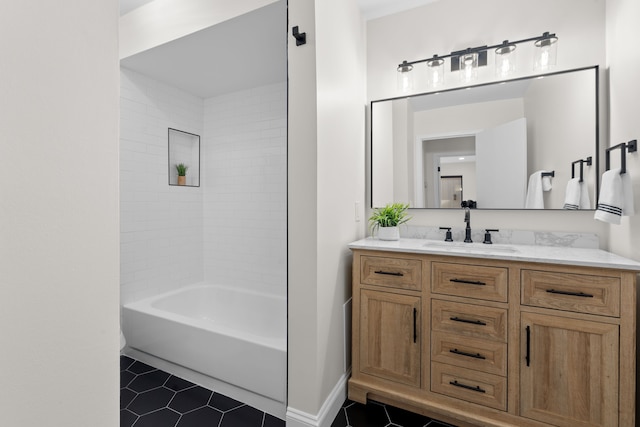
left=606, top=140, right=637, bottom=174
left=571, top=156, right=592, bottom=182
left=541, top=171, right=555, bottom=178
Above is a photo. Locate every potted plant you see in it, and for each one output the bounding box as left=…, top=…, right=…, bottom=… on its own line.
left=176, top=163, right=188, bottom=185
left=369, top=203, right=411, bottom=241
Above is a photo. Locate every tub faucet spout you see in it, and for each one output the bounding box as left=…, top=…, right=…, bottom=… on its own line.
left=464, top=207, right=472, bottom=243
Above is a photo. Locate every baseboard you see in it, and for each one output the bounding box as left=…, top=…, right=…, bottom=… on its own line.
left=286, top=370, right=350, bottom=427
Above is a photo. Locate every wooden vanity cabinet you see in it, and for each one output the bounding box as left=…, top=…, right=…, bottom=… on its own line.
left=349, top=249, right=638, bottom=427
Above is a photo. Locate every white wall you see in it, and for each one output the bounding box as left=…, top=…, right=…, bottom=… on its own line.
left=203, top=83, right=287, bottom=297
left=606, top=0, right=640, bottom=260
left=288, top=0, right=366, bottom=425
left=119, top=0, right=280, bottom=59
left=367, top=0, right=610, bottom=246
left=120, top=69, right=204, bottom=305
left=0, top=1, right=120, bottom=426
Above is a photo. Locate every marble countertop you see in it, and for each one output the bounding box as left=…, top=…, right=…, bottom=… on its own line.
left=349, top=237, right=640, bottom=271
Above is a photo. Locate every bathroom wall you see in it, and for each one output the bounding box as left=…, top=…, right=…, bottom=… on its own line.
left=119, top=0, right=280, bottom=59
left=288, top=0, right=367, bottom=424
left=120, top=68, right=204, bottom=304
left=606, top=0, right=640, bottom=261
left=0, top=1, right=119, bottom=425
left=366, top=0, right=610, bottom=246
left=203, top=82, right=287, bottom=297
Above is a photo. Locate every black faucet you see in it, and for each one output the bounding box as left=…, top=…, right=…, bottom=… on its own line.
left=464, top=207, right=472, bottom=243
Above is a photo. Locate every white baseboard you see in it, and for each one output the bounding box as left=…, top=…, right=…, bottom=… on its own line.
left=286, top=370, right=350, bottom=427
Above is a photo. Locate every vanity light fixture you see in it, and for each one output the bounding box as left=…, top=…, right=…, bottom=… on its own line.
left=533, top=32, right=558, bottom=72
left=397, top=60, right=414, bottom=93
left=426, top=55, right=445, bottom=88
left=495, top=40, right=516, bottom=78
left=397, top=32, right=558, bottom=90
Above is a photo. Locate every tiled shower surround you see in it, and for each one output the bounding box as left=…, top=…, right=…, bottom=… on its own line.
left=120, top=68, right=287, bottom=303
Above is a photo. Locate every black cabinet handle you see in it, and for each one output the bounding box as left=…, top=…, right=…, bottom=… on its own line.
left=413, top=308, right=417, bottom=343
left=450, top=278, right=486, bottom=286
left=449, top=380, right=486, bottom=393
left=374, top=270, right=404, bottom=277
left=546, top=289, right=594, bottom=298
left=525, top=325, right=531, bottom=367
left=450, top=316, right=487, bottom=326
left=450, top=348, right=486, bottom=360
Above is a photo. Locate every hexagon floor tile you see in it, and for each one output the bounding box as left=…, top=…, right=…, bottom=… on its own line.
left=120, top=356, right=285, bottom=427
left=330, top=400, right=459, bottom=427
left=121, top=356, right=459, bottom=427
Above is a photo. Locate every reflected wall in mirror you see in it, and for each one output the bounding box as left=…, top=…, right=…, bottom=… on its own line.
left=371, top=66, right=599, bottom=210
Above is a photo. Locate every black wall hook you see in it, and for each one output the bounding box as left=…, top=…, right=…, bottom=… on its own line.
left=292, top=26, right=306, bottom=46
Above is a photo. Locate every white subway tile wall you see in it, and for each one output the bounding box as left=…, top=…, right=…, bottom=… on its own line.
left=120, top=69, right=205, bottom=304
left=120, top=68, right=287, bottom=303
left=203, top=82, right=287, bottom=298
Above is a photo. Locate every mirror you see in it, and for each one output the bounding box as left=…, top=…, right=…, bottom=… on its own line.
left=371, top=66, right=599, bottom=210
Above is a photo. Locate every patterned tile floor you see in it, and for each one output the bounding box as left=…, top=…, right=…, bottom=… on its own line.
left=121, top=355, right=458, bottom=427
left=120, top=356, right=284, bottom=427
left=332, top=399, right=458, bottom=427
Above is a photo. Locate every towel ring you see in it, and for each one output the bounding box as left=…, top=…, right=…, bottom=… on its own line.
left=606, top=140, right=637, bottom=174
left=571, top=156, right=592, bottom=182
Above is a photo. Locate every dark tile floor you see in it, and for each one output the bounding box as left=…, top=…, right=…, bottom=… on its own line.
left=121, top=355, right=457, bottom=427
left=120, top=356, right=285, bottom=427
left=332, top=399, right=457, bottom=427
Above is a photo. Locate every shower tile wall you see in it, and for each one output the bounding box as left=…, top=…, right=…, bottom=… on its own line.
left=203, top=83, right=287, bottom=298
left=121, top=70, right=287, bottom=303
left=120, top=68, right=204, bottom=304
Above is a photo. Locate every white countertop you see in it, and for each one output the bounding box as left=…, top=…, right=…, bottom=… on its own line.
left=349, top=237, right=640, bottom=271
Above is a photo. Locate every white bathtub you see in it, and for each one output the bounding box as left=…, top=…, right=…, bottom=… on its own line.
left=122, top=283, right=286, bottom=404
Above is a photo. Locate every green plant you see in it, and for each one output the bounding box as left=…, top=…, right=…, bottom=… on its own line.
left=368, top=203, right=411, bottom=232
left=175, top=163, right=188, bottom=176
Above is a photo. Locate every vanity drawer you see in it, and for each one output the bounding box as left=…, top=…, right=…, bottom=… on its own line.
left=431, top=362, right=507, bottom=411
left=432, top=262, right=508, bottom=302
left=521, top=270, right=620, bottom=317
left=431, top=299, right=507, bottom=342
left=360, top=255, right=422, bottom=291
left=431, top=331, right=507, bottom=376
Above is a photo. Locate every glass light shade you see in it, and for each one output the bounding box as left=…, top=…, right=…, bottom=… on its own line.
left=426, top=56, right=445, bottom=88
left=533, top=34, right=558, bottom=71
left=397, top=61, right=414, bottom=93
left=495, top=42, right=516, bottom=78
left=459, top=52, right=478, bottom=84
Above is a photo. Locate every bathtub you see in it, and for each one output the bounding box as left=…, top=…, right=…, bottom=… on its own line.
left=122, top=283, right=286, bottom=404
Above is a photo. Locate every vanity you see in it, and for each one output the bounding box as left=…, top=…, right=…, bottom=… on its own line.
left=348, top=238, right=640, bottom=427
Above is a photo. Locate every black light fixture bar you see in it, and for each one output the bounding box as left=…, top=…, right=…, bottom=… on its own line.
left=398, top=32, right=557, bottom=71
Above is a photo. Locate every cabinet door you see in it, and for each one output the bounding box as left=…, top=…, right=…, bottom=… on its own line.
left=520, top=312, right=619, bottom=426
left=360, top=289, right=421, bottom=387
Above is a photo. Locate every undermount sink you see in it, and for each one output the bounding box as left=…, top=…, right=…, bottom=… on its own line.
left=422, top=240, right=519, bottom=254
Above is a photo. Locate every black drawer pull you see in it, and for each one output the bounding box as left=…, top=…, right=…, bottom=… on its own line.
left=546, top=289, right=594, bottom=298
left=450, top=278, right=486, bottom=286
left=450, top=316, right=487, bottom=326
left=525, top=325, right=531, bottom=367
left=413, top=308, right=417, bottom=343
left=450, top=348, right=486, bottom=360
left=449, top=380, right=486, bottom=393
left=374, top=270, right=404, bottom=277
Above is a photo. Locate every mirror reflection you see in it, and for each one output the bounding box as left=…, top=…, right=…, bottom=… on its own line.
left=371, top=66, right=599, bottom=210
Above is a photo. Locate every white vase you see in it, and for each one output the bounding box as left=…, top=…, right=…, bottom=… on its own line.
left=377, top=226, right=400, bottom=241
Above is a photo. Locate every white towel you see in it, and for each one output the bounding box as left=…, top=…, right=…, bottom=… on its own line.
left=565, top=178, right=592, bottom=210
left=579, top=180, right=591, bottom=210
left=563, top=178, right=580, bottom=210
left=594, top=168, right=634, bottom=224
left=525, top=170, right=552, bottom=209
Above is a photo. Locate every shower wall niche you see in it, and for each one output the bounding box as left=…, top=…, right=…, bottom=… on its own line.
left=168, top=128, right=200, bottom=187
